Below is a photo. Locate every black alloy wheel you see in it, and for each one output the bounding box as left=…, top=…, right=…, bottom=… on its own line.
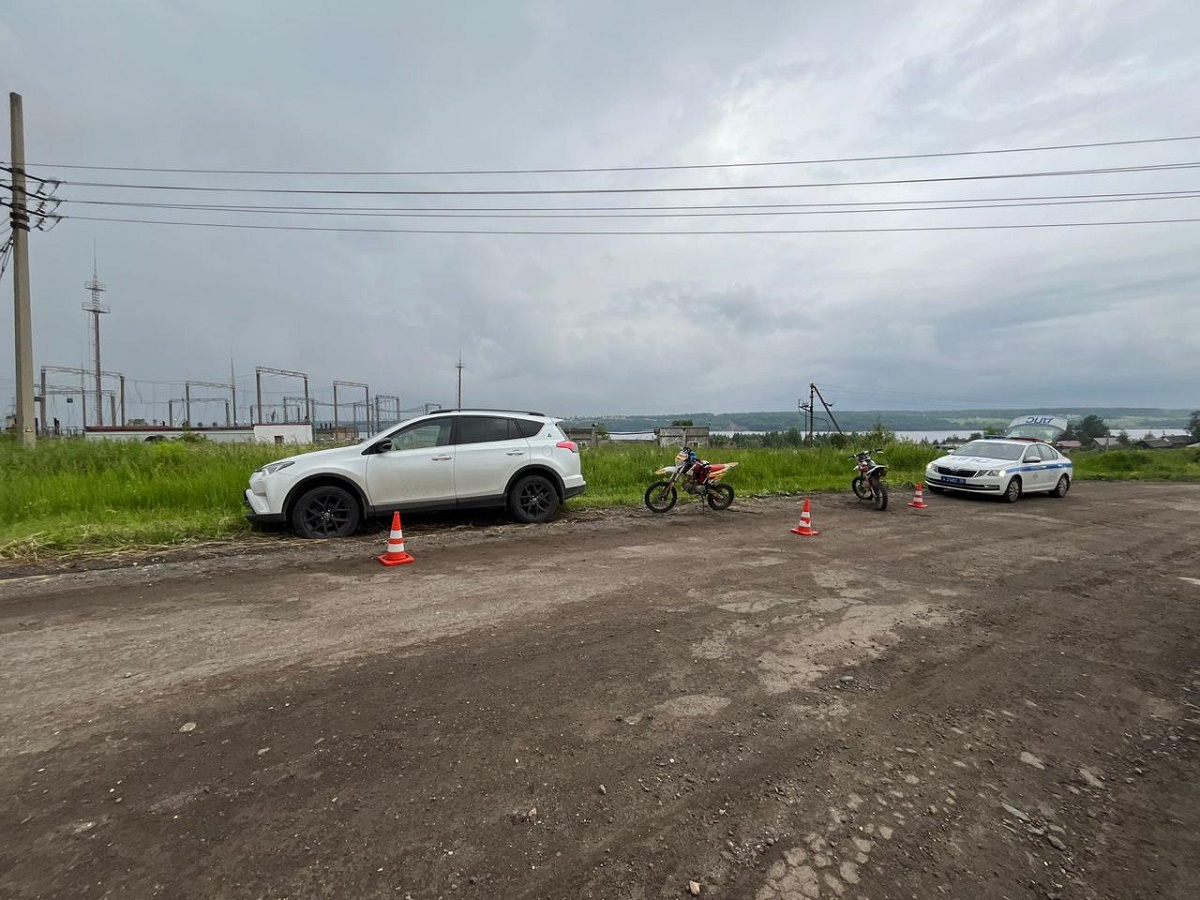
left=508, top=474, right=559, bottom=524
left=291, top=485, right=361, bottom=538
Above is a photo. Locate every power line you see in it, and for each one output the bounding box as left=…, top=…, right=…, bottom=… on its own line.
left=50, top=191, right=1200, bottom=220
left=41, top=188, right=1200, bottom=215
left=9, top=134, right=1200, bottom=176
left=43, top=161, right=1200, bottom=196
left=58, top=213, right=1200, bottom=235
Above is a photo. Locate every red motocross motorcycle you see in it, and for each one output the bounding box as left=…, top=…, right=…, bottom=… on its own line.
left=644, top=447, right=739, bottom=513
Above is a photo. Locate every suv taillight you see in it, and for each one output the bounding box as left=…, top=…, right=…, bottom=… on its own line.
left=556, top=440, right=579, bottom=453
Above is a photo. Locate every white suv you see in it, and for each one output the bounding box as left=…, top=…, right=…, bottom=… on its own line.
left=244, top=409, right=586, bottom=538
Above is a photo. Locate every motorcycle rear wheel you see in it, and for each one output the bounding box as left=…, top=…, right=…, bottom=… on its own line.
left=871, top=476, right=889, bottom=511
left=851, top=476, right=871, bottom=500
left=644, top=481, right=678, bottom=513
left=705, top=483, right=735, bottom=511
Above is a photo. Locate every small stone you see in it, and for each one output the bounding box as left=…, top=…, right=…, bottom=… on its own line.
left=598, top=784, right=606, bottom=795
left=688, top=880, right=701, bottom=895
left=839, top=861, right=860, bottom=885
left=1078, top=767, right=1105, bottom=789
left=1002, top=803, right=1030, bottom=822
left=840, top=676, right=855, bottom=684
left=1019, top=752, right=1045, bottom=769
left=179, top=722, right=197, bottom=733
left=257, top=747, right=270, bottom=756
left=1047, top=834, right=1067, bottom=851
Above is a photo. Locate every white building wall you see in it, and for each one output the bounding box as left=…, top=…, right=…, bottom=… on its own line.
left=82, top=425, right=313, bottom=444
left=252, top=424, right=314, bottom=445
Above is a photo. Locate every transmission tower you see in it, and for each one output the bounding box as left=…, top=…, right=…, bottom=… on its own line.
left=82, top=253, right=109, bottom=427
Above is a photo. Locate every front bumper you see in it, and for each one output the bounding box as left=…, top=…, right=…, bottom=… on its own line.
left=925, top=473, right=1001, bottom=493
left=244, top=489, right=287, bottom=525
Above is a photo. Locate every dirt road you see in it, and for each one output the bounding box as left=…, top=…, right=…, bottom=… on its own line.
left=1, top=482, right=1197, bottom=900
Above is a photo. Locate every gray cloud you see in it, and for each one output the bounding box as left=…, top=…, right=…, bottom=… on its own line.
left=2, top=0, right=1198, bottom=430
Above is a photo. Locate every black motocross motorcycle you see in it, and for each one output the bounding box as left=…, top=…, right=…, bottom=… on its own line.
left=850, top=448, right=889, bottom=511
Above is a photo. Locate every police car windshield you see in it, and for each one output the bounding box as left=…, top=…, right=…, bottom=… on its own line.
left=951, top=440, right=1025, bottom=461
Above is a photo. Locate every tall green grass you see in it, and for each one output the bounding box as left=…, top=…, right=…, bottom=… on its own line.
left=574, top=442, right=938, bottom=507
left=2, top=436, right=1197, bottom=559
left=1, top=438, right=287, bottom=558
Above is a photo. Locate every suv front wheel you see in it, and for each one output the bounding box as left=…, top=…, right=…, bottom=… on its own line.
left=291, top=484, right=361, bottom=538
left=508, top=474, right=559, bottom=524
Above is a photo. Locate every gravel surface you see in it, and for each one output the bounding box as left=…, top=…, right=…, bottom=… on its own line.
left=1, top=482, right=1197, bottom=899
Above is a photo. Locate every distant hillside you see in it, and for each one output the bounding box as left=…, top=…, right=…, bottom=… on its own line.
left=563, top=408, right=1193, bottom=434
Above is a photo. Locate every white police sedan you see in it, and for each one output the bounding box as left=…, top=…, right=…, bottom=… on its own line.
left=924, top=415, right=1073, bottom=503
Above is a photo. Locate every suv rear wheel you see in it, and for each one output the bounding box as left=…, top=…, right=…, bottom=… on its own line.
left=508, top=474, right=559, bottom=524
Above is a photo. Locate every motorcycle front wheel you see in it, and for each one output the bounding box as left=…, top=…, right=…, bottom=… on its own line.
left=705, top=483, right=735, bottom=511
left=870, top=476, right=889, bottom=511
left=644, top=481, right=678, bottom=513
left=852, top=476, right=871, bottom=500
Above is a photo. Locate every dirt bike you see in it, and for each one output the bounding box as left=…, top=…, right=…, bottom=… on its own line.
left=644, top=448, right=739, bottom=513
left=850, top=448, right=889, bottom=511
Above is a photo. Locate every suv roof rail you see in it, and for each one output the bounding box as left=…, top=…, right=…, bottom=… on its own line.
left=433, top=408, right=547, bottom=416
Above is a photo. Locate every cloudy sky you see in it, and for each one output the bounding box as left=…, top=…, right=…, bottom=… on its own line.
left=2, top=0, right=1199, bottom=429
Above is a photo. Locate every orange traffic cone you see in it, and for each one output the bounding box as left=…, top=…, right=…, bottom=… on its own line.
left=791, top=497, right=820, bottom=536
left=377, top=511, right=416, bottom=566
left=908, top=484, right=929, bottom=509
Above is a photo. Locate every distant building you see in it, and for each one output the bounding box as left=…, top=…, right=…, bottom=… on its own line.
left=1135, top=434, right=1193, bottom=450
left=655, top=425, right=710, bottom=448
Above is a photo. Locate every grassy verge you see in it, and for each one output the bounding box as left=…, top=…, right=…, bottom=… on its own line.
left=3, top=437, right=1198, bottom=560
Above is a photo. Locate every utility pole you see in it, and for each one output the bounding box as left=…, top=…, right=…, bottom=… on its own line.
left=82, top=253, right=109, bottom=427
left=9, top=92, right=35, bottom=446
left=811, top=383, right=843, bottom=435
left=456, top=354, right=464, bottom=408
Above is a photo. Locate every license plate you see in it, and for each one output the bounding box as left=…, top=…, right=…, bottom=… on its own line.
left=944, top=476, right=967, bottom=485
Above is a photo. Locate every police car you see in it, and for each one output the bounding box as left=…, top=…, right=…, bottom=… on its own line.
left=924, top=415, right=1073, bottom=503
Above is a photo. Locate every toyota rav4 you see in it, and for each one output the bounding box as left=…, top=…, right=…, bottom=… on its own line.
left=244, top=409, right=586, bottom=538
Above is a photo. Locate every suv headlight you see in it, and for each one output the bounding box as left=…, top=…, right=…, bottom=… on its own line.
left=258, top=460, right=296, bottom=476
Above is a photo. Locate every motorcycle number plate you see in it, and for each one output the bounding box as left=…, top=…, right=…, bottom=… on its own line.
left=944, top=476, right=967, bottom=485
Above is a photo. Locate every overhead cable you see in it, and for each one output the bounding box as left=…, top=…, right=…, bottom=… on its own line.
left=8, top=134, right=1200, bottom=176
left=59, top=213, right=1200, bottom=234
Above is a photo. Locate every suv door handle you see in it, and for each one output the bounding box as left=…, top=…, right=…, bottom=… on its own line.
left=506, top=450, right=525, bottom=456
left=432, top=454, right=452, bottom=461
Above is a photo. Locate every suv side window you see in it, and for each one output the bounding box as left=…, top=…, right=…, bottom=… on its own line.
left=388, top=417, right=453, bottom=451
left=1036, top=444, right=1058, bottom=461
left=456, top=416, right=517, bottom=445
left=512, top=418, right=543, bottom=439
